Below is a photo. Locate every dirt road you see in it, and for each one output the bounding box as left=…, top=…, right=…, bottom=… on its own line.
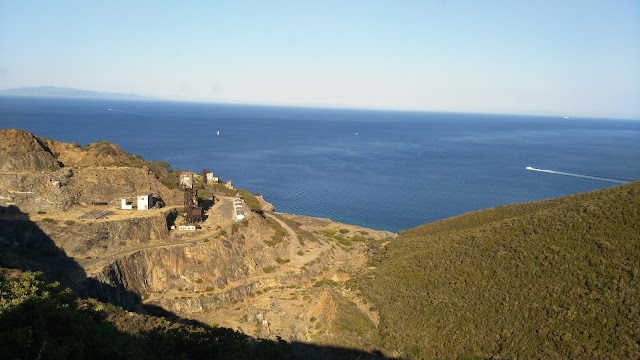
left=264, top=212, right=329, bottom=267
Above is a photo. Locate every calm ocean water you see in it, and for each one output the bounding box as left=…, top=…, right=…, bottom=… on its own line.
left=1, top=96, right=639, bottom=232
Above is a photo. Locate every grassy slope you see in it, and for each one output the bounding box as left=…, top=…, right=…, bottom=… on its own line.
left=354, top=182, right=640, bottom=359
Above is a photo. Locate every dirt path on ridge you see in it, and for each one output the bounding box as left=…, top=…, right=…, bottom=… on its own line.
left=264, top=212, right=329, bottom=267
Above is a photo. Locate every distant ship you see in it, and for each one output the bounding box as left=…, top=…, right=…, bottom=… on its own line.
left=563, top=116, right=569, bottom=119
left=216, top=130, right=220, bottom=136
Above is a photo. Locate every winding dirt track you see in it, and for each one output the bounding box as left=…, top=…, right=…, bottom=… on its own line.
left=73, top=199, right=330, bottom=282
left=263, top=212, right=329, bottom=267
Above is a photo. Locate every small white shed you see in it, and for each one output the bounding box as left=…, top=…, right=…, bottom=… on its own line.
left=120, top=198, right=132, bottom=210
left=137, top=193, right=154, bottom=210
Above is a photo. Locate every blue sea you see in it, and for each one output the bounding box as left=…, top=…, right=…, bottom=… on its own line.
left=1, top=96, right=639, bottom=232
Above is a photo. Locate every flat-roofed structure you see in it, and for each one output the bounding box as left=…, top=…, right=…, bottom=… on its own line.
left=137, top=193, right=153, bottom=210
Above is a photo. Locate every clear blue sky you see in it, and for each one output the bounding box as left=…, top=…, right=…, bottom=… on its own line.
left=1, top=1, right=638, bottom=118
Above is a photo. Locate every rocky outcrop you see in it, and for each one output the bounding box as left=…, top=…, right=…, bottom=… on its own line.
left=0, top=166, right=181, bottom=212
left=1, top=208, right=175, bottom=258
left=0, top=129, right=61, bottom=172
left=0, top=128, right=146, bottom=170
left=82, top=216, right=286, bottom=307
left=35, top=210, right=175, bottom=257
left=0, top=170, right=75, bottom=212
left=150, top=283, right=258, bottom=314
left=66, top=167, right=181, bottom=206
left=256, top=195, right=275, bottom=212
left=0, top=129, right=182, bottom=211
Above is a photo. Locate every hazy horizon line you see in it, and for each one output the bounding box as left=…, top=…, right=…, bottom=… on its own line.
left=1, top=85, right=638, bottom=121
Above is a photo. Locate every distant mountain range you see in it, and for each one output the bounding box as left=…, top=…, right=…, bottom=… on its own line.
left=0, top=86, right=153, bottom=100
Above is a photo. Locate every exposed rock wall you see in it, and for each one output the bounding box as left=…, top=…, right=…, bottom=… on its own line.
left=150, top=283, right=258, bottom=313
left=67, top=167, right=182, bottom=206
left=0, top=167, right=181, bottom=212
left=0, top=171, right=75, bottom=212
left=39, top=211, right=175, bottom=257
left=0, top=210, right=174, bottom=258
left=0, top=151, right=59, bottom=172
left=84, top=217, right=289, bottom=310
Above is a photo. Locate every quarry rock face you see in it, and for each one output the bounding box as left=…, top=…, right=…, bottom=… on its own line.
left=84, top=218, right=287, bottom=307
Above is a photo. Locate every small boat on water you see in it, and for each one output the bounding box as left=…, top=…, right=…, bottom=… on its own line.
left=216, top=130, right=220, bottom=136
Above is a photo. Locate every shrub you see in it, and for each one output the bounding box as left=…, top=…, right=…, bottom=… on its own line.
left=313, top=279, right=338, bottom=287
left=262, top=266, right=275, bottom=273
left=351, top=235, right=367, bottom=242
left=321, top=229, right=336, bottom=237
left=264, top=218, right=286, bottom=246
left=237, top=189, right=261, bottom=211
left=334, top=235, right=352, bottom=247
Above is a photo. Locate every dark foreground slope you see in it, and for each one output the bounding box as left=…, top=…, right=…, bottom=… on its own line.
left=0, top=269, right=391, bottom=360
left=354, top=182, right=640, bottom=359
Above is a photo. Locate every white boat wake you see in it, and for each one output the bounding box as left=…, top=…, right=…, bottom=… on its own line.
left=525, top=166, right=627, bottom=184
left=107, top=108, right=147, bottom=116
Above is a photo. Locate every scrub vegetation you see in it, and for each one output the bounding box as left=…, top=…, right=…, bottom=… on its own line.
left=271, top=214, right=319, bottom=244
left=263, top=217, right=286, bottom=247
left=353, top=182, right=640, bottom=359
left=237, top=189, right=261, bottom=211
left=0, top=270, right=293, bottom=359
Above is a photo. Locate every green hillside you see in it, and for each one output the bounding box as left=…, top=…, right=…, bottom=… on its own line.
left=353, top=182, right=640, bottom=359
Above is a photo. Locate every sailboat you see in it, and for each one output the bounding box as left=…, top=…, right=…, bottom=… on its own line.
left=216, top=130, right=220, bottom=136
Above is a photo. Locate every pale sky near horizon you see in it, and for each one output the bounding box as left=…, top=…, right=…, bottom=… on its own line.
left=1, top=1, right=638, bottom=119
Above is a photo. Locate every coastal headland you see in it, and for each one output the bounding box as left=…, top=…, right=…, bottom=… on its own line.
left=0, top=128, right=395, bottom=353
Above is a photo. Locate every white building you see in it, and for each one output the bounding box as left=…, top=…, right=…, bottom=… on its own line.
left=233, top=195, right=245, bottom=221
left=120, top=198, right=132, bottom=210
left=137, top=193, right=154, bottom=210
left=205, top=172, right=219, bottom=184
left=180, top=171, right=194, bottom=189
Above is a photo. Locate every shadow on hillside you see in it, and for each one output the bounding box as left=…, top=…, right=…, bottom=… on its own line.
left=0, top=205, right=396, bottom=359
left=0, top=205, right=139, bottom=308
